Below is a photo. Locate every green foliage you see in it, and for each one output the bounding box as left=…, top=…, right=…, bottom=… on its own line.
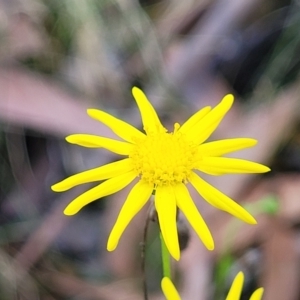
left=259, top=195, right=279, bottom=215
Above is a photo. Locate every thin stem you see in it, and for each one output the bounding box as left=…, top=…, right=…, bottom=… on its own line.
left=160, top=232, right=171, bottom=278
left=141, top=209, right=151, bottom=300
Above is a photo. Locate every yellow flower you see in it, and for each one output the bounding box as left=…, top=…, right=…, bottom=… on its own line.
left=161, top=277, right=181, bottom=300
left=51, top=87, right=270, bottom=260
left=226, top=272, right=264, bottom=300
left=161, top=272, right=264, bottom=300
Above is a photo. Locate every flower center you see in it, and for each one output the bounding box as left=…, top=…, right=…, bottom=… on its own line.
left=130, top=124, right=198, bottom=187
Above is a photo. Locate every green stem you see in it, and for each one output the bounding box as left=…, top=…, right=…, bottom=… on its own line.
left=141, top=206, right=154, bottom=300
left=160, top=233, right=171, bottom=278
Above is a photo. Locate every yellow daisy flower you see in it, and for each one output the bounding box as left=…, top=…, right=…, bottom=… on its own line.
left=226, top=272, right=264, bottom=300
left=51, top=87, right=270, bottom=260
left=161, top=272, right=264, bottom=300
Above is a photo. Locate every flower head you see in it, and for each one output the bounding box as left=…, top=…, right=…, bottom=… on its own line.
left=51, top=87, right=270, bottom=260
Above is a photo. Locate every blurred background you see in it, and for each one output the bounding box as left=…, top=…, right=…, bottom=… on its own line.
left=0, top=0, right=300, bottom=299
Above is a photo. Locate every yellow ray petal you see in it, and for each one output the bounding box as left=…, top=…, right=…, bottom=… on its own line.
left=161, top=277, right=181, bottom=300
left=66, top=134, right=133, bottom=155
left=132, top=87, right=166, bottom=134
left=155, top=186, right=180, bottom=261
left=174, top=184, right=214, bottom=251
left=178, top=106, right=211, bottom=134
left=189, top=172, right=256, bottom=224
left=107, top=181, right=153, bottom=251
left=64, top=171, right=136, bottom=215
left=197, top=157, right=270, bottom=174
left=51, top=159, right=132, bottom=192
left=198, top=138, right=257, bottom=157
left=250, top=288, right=264, bottom=300
left=87, top=109, right=145, bottom=143
left=187, top=94, right=234, bottom=145
left=226, top=272, right=244, bottom=300
left=198, top=170, right=224, bottom=176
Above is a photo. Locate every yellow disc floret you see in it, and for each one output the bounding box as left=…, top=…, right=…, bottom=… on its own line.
left=130, top=124, right=198, bottom=187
